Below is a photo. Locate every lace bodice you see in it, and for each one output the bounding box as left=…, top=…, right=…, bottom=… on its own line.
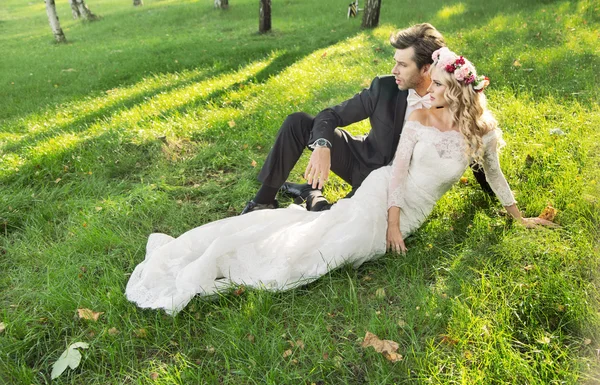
left=388, top=120, right=516, bottom=210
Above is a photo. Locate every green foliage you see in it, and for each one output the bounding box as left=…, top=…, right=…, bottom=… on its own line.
left=0, top=0, right=599, bottom=384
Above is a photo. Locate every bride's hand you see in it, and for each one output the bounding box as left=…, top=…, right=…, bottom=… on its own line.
left=386, top=225, right=407, bottom=255
left=520, top=217, right=560, bottom=229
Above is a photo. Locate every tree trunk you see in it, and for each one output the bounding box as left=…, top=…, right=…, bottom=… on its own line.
left=214, top=0, right=228, bottom=9
left=133, top=0, right=143, bottom=6
left=361, top=0, right=381, bottom=28
left=45, top=0, right=67, bottom=43
left=259, top=0, right=271, bottom=33
left=71, top=0, right=98, bottom=20
left=69, top=0, right=80, bottom=19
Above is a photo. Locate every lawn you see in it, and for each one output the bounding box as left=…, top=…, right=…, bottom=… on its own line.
left=1, top=0, right=599, bottom=383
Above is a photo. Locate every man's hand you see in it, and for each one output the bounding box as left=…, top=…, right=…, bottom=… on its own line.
left=386, top=223, right=407, bottom=255
left=304, top=147, right=331, bottom=189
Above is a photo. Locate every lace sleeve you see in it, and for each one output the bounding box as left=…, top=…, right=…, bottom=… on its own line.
left=387, top=122, right=419, bottom=209
left=481, top=130, right=517, bottom=207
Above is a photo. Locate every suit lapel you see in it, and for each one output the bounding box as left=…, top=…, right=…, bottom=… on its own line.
left=394, top=89, right=409, bottom=135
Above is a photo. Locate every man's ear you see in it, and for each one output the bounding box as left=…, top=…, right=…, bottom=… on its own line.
left=421, top=63, right=431, bottom=74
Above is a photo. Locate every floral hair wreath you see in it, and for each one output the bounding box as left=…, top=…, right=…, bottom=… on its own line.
left=431, top=47, right=490, bottom=92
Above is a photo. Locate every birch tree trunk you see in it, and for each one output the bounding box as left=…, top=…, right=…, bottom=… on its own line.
left=258, top=0, right=271, bottom=33
left=133, top=0, right=143, bottom=6
left=45, top=0, right=67, bottom=43
left=71, top=0, right=98, bottom=20
left=214, top=0, right=228, bottom=9
left=69, top=0, right=81, bottom=19
left=361, top=0, right=381, bottom=28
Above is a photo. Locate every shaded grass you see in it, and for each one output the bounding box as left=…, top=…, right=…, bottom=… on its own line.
left=1, top=0, right=599, bottom=384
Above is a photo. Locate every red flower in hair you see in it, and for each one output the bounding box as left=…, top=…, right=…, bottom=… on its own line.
left=456, top=56, right=466, bottom=65
left=445, top=64, right=456, bottom=73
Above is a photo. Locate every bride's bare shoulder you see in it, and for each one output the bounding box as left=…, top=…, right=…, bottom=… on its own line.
left=406, top=108, right=430, bottom=125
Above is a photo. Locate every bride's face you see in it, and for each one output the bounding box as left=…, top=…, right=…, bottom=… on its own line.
left=427, top=68, right=449, bottom=109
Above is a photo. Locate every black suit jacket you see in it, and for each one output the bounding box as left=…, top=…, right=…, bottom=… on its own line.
left=311, top=75, right=407, bottom=172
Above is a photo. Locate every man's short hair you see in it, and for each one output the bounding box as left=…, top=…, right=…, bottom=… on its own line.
left=390, top=23, right=446, bottom=69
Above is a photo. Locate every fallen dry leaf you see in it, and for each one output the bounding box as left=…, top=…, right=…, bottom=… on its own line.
left=233, top=286, right=245, bottom=296
left=228, top=120, right=236, bottom=128
left=524, top=264, right=535, bottom=271
left=246, top=334, right=255, bottom=343
left=361, top=331, right=403, bottom=362
left=206, top=345, right=215, bottom=354
left=55, top=178, right=62, bottom=183
left=584, top=338, right=592, bottom=345
left=251, top=160, right=257, bottom=168
left=135, top=328, right=148, bottom=338
left=77, top=308, right=104, bottom=322
left=537, top=336, right=551, bottom=344
left=108, top=327, right=119, bottom=336
left=538, top=205, right=558, bottom=221
left=282, top=349, right=292, bottom=358
left=375, top=288, right=386, bottom=299
left=150, top=372, right=159, bottom=380
left=440, top=335, right=459, bottom=346
left=0, top=322, right=5, bottom=333
left=513, top=59, right=522, bottom=67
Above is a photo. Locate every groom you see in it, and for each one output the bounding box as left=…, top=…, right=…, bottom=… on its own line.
left=241, top=23, right=492, bottom=214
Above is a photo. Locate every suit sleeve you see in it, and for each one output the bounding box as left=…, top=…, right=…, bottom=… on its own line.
left=310, top=77, right=382, bottom=144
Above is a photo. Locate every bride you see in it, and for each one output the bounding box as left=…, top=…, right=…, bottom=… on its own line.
left=126, top=48, right=556, bottom=314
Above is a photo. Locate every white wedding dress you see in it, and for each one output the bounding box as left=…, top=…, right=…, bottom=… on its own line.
left=126, top=121, right=516, bottom=314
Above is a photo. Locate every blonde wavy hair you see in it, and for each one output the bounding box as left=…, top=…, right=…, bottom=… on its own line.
left=431, top=62, right=497, bottom=166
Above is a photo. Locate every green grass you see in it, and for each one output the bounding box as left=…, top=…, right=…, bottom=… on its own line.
left=1, top=0, right=599, bottom=383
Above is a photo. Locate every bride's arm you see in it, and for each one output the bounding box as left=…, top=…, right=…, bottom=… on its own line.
left=386, top=122, right=419, bottom=254
left=482, top=132, right=558, bottom=228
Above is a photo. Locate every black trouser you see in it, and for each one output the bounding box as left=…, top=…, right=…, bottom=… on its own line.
left=257, top=112, right=370, bottom=207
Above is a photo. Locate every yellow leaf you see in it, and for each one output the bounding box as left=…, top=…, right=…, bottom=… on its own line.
left=524, top=264, right=535, bottom=271
left=95, top=207, right=102, bottom=212
left=251, top=160, right=257, bottom=168
left=375, top=288, right=386, bottom=299
left=108, top=327, right=119, bottom=336
left=77, top=308, right=103, bottom=321
left=0, top=322, right=5, bottom=333
left=537, top=336, right=551, bottom=344
left=459, top=177, right=468, bottom=184
left=283, top=349, right=292, bottom=358
left=150, top=372, right=159, bottom=380
left=584, top=338, right=592, bottom=345
left=538, top=205, right=558, bottom=221
left=135, top=328, right=148, bottom=338
left=513, top=59, right=522, bottom=67
left=55, top=178, right=62, bottom=183
left=228, top=120, right=236, bottom=128
left=361, top=331, right=402, bottom=362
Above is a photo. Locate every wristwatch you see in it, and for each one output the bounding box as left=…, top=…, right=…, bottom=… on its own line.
left=309, top=138, right=332, bottom=149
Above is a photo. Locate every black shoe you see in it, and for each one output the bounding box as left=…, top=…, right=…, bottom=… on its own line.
left=240, top=199, right=279, bottom=215
left=279, top=182, right=321, bottom=200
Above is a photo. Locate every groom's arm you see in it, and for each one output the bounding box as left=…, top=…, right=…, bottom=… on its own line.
left=310, top=76, right=384, bottom=144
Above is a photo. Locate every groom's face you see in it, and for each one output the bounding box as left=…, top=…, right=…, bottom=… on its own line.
left=391, top=47, right=428, bottom=91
